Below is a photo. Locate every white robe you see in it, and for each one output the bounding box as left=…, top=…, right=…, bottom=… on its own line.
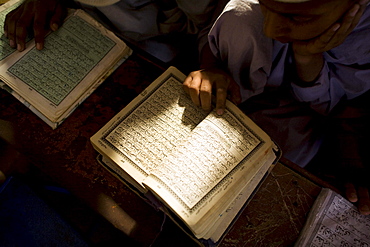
left=208, top=0, right=370, bottom=166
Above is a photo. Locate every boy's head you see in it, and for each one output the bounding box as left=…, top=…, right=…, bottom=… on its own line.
left=258, top=0, right=356, bottom=42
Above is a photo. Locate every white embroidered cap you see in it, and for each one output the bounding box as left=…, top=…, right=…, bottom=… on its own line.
left=76, top=0, right=120, bottom=7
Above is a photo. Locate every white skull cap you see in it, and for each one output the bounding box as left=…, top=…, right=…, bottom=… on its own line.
left=76, top=0, right=120, bottom=7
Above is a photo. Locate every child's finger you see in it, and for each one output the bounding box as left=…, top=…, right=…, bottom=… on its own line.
left=318, top=23, right=340, bottom=44
left=33, top=6, right=48, bottom=51
left=49, top=2, right=67, bottom=31
left=199, top=78, right=213, bottom=111
left=215, top=80, right=228, bottom=115
left=4, top=8, right=23, bottom=48
left=351, top=1, right=368, bottom=30
left=183, top=77, right=191, bottom=95
left=357, top=186, right=370, bottom=215
left=229, top=80, right=242, bottom=105
left=339, top=4, right=360, bottom=35
left=183, top=72, right=202, bottom=107
left=345, top=182, right=358, bottom=202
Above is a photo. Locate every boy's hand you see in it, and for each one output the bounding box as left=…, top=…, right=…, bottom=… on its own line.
left=183, top=68, right=241, bottom=115
left=4, top=0, right=67, bottom=51
left=293, top=0, right=368, bottom=57
left=345, top=183, right=370, bottom=215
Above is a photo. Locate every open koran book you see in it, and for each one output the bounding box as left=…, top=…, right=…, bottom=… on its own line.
left=0, top=0, right=132, bottom=129
left=91, top=66, right=280, bottom=245
left=295, top=188, right=370, bottom=247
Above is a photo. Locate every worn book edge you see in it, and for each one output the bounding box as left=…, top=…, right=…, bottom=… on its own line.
left=0, top=2, right=132, bottom=128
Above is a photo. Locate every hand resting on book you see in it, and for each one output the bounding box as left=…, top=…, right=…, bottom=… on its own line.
left=183, top=67, right=242, bottom=116
left=4, top=0, right=69, bottom=51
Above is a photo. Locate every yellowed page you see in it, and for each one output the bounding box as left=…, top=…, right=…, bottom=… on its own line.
left=143, top=100, right=276, bottom=237
left=91, top=67, right=208, bottom=191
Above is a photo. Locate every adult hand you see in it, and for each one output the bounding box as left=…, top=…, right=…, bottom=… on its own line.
left=345, top=183, right=370, bottom=215
left=183, top=68, right=241, bottom=115
left=293, top=0, right=368, bottom=57
left=4, top=0, right=67, bottom=51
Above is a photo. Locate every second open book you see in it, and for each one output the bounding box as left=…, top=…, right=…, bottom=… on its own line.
left=90, top=66, right=280, bottom=244
left=0, top=0, right=131, bottom=128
